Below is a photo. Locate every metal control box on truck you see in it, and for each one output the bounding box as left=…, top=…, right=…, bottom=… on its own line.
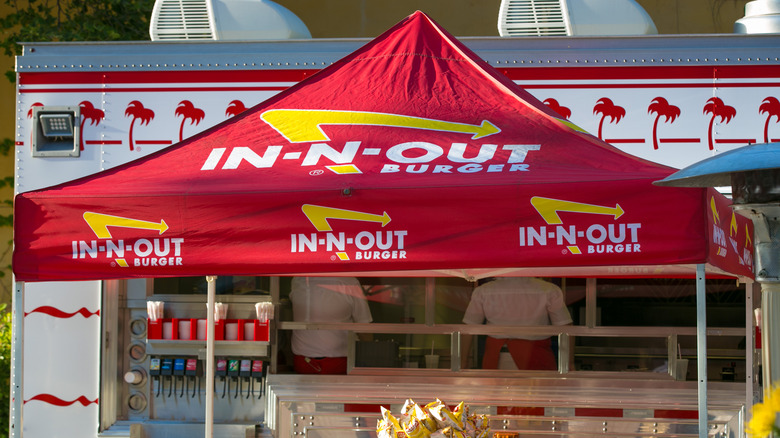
left=12, top=34, right=775, bottom=438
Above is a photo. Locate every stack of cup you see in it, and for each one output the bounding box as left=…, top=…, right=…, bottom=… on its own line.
left=147, top=301, right=164, bottom=321
left=214, top=303, right=228, bottom=321
left=255, top=302, right=273, bottom=322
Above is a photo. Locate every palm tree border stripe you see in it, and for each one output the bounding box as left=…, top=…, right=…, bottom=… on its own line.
left=85, top=141, right=122, bottom=145
left=79, top=101, right=104, bottom=152
left=593, top=98, right=625, bottom=141
left=760, top=97, right=780, bottom=143
left=125, top=101, right=156, bottom=151
left=176, top=100, right=205, bottom=142
left=703, top=97, right=736, bottom=151
left=648, top=97, right=680, bottom=150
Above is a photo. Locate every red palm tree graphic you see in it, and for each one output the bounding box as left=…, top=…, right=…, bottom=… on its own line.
left=125, top=100, right=155, bottom=151
left=593, top=98, right=625, bottom=140
left=27, top=102, right=44, bottom=118
left=647, top=97, right=680, bottom=150
left=27, top=102, right=43, bottom=150
left=79, top=101, right=105, bottom=151
left=175, top=100, right=205, bottom=142
left=543, top=98, right=571, bottom=119
left=759, top=97, right=780, bottom=143
left=225, top=100, right=247, bottom=117
left=703, top=97, right=736, bottom=151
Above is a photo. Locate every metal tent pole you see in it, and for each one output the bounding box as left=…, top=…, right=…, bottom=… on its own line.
left=745, top=280, right=756, bottom=416
left=761, top=282, right=780, bottom=393
left=205, top=276, right=217, bottom=438
left=696, top=264, right=708, bottom=438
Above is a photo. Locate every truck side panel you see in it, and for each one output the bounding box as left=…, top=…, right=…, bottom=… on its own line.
left=13, top=35, right=778, bottom=438
left=20, top=281, right=100, bottom=438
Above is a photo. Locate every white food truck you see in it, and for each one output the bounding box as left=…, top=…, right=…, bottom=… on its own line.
left=10, top=7, right=778, bottom=438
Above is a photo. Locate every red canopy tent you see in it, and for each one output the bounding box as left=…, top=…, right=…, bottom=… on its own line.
left=11, top=12, right=755, bottom=437
left=12, top=12, right=753, bottom=282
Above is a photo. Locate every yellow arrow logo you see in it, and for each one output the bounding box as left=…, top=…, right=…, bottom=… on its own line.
left=557, top=118, right=590, bottom=135
left=530, top=197, right=624, bottom=225
left=746, top=224, right=752, bottom=248
left=302, top=204, right=390, bottom=232
left=730, top=212, right=738, bottom=237
left=261, top=109, right=500, bottom=143
left=83, top=212, right=169, bottom=239
left=710, top=196, right=720, bottom=224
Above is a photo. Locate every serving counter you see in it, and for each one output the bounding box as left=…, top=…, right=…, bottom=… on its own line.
left=265, top=374, right=745, bottom=438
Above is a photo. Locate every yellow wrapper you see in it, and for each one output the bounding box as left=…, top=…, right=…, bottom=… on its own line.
left=471, top=414, right=489, bottom=431
left=377, top=418, right=395, bottom=438
left=429, top=403, right=463, bottom=431
left=382, top=406, right=404, bottom=436
left=400, top=399, right=417, bottom=425
left=405, top=417, right=432, bottom=438
left=440, top=426, right=466, bottom=438
left=452, top=402, right=466, bottom=425
left=474, top=429, right=491, bottom=438
left=414, top=403, right=438, bottom=432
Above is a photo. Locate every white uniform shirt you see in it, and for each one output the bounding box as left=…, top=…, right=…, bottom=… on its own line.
left=290, top=277, right=373, bottom=358
left=462, top=277, right=572, bottom=340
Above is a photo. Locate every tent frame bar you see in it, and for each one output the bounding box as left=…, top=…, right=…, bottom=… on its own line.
left=696, top=264, right=708, bottom=438
left=205, top=276, right=217, bottom=438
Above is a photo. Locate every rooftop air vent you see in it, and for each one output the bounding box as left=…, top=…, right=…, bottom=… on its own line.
left=735, top=0, right=780, bottom=34
left=150, top=0, right=311, bottom=41
left=498, top=0, right=657, bottom=37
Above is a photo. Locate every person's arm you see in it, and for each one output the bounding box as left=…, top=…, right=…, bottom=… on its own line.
left=460, top=334, right=473, bottom=369
left=349, top=279, right=374, bottom=343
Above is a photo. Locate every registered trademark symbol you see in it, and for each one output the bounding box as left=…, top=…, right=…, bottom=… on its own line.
left=310, top=169, right=324, bottom=176
left=136, top=146, right=142, bottom=152
left=330, top=255, right=337, bottom=261
left=110, top=261, right=117, bottom=267
left=561, top=249, right=567, bottom=255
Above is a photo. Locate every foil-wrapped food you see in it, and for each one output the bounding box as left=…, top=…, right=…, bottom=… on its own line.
left=377, top=399, right=490, bottom=438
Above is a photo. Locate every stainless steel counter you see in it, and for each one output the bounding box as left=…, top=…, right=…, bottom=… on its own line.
left=265, top=374, right=745, bottom=438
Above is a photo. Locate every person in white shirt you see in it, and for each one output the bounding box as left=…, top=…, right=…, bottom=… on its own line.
left=290, top=276, right=373, bottom=374
left=461, top=277, right=572, bottom=370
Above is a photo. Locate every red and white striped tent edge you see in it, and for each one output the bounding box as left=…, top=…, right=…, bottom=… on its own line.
left=13, top=11, right=753, bottom=282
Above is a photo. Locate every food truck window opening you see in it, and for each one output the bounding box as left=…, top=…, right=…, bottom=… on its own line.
left=143, top=276, right=747, bottom=373
left=98, top=275, right=752, bottom=430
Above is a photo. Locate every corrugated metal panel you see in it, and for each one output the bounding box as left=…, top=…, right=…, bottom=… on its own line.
left=499, top=0, right=571, bottom=37
left=150, top=0, right=215, bottom=41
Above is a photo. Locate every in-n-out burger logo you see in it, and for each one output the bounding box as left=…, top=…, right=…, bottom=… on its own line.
left=291, top=204, right=408, bottom=261
left=519, top=197, right=642, bottom=255
left=71, top=212, right=183, bottom=268
left=710, top=196, right=754, bottom=269
left=199, top=109, right=572, bottom=175
left=711, top=197, right=728, bottom=258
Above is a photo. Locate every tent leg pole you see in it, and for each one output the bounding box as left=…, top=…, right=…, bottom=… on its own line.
left=745, top=280, right=756, bottom=420
left=206, top=276, right=217, bottom=438
left=696, top=264, right=707, bottom=438
left=761, top=282, right=780, bottom=395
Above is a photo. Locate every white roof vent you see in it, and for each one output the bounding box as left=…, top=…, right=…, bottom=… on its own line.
left=735, top=0, right=780, bottom=34
left=498, top=0, right=657, bottom=37
left=150, top=0, right=311, bottom=41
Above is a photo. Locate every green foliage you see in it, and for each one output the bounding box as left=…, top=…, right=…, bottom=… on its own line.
left=0, top=2, right=154, bottom=432
left=0, top=304, right=10, bottom=438
left=0, top=138, right=12, bottom=157
left=1, top=0, right=156, bottom=76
